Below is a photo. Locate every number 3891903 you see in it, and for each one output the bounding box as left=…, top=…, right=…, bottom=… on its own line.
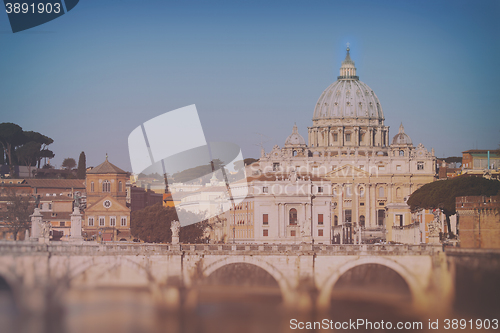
left=5, top=3, right=61, bottom=14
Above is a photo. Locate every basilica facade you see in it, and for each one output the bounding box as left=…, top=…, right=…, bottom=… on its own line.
left=225, top=47, right=436, bottom=244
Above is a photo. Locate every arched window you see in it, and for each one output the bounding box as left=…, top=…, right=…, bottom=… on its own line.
left=378, top=187, right=385, bottom=197
left=118, top=181, right=123, bottom=192
left=289, top=208, right=297, bottom=225
left=90, top=181, right=94, bottom=192
left=334, top=215, right=338, bottom=226
left=293, top=150, right=297, bottom=157
left=360, top=215, right=365, bottom=227
left=102, top=180, right=110, bottom=192
left=396, top=187, right=402, bottom=198
left=399, top=150, right=404, bottom=156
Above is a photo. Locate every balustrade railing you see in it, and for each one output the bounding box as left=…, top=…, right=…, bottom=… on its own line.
left=0, top=240, right=440, bottom=255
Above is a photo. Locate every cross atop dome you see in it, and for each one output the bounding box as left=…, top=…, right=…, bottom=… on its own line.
left=338, top=44, right=357, bottom=79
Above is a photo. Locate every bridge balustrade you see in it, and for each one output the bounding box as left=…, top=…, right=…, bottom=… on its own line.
left=0, top=240, right=440, bottom=256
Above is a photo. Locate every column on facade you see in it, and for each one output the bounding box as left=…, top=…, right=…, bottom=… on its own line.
left=366, top=183, right=371, bottom=227
left=369, top=128, right=373, bottom=146
left=353, top=182, right=358, bottom=226
left=354, top=127, right=359, bottom=146
left=277, top=203, right=281, bottom=238
left=308, top=130, right=311, bottom=147
left=385, top=130, right=389, bottom=147
left=371, top=184, right=377, bottom=227
left=338, top=184, right=344, bottom=224
left=388, top=182, right=393, bottom=204
left=281, top=203, right=286, bottom=237
left=339, top=127, right=344, bottom=147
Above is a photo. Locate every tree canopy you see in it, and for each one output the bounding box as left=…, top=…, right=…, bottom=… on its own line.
left=62, top=158, right=76, bottom=170
left=407, top=176, right=500, bottom=217
left=0, top=192, right=34, bottom=240
left=131, top=203, right=208, bottom=244
left=0, top=123, right=55, bottom=176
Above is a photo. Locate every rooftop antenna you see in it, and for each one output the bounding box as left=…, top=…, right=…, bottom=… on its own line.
left=254, top=132, right=272, bottom=151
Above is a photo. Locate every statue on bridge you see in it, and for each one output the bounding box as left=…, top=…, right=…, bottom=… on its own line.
left=171, top=220, right=180, bottom=245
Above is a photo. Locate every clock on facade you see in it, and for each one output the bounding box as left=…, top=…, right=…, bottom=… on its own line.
left=103, top=200, right=112, bottom=208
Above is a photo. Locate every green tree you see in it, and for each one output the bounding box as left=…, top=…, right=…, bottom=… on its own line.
left=16, top=141, right=42, bottom=178
left=0, top=123, right=26, bottom=177
left=131, top=203, right=208, bottom=243
left=61, top=158, right=76, bottom=170
left=23, top=131, right=54, bottom=168
left=407, top=176, right=500, bottom=235
left=1, top=192, right=34, bottom=240
left=77, top=152, right=86, bottom=179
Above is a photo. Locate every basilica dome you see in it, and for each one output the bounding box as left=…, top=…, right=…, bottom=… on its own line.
left=285, top=124, right=306, bottom=146
left=391, top=123, right=412, bottom=146
left=312, top=47, right=384, bottom=122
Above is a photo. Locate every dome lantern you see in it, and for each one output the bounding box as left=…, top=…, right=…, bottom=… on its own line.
left=338, top=45, right=358, bottom=80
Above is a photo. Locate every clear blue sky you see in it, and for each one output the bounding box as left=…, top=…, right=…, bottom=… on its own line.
left=0, top=0, right=499, bottom=171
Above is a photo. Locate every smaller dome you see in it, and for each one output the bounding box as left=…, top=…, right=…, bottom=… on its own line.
left=285, top=124, right=306, bottom=146
left=392, top=123, right=412, bottom=146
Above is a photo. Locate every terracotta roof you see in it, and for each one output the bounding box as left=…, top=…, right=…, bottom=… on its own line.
left=87, top=158, right=127, bottom=174
left=25, top=179, right=85, bottom=189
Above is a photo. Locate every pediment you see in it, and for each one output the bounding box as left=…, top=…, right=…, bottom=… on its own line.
left=325, top=164, right=370, bottom=179
left=85, top=196, right=129, bottom=213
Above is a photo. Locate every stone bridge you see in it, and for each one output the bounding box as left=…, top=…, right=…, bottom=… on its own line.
left=0, top=241, right=454, bottom=321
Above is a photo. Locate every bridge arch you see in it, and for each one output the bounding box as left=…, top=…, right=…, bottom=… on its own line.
left=200, top=256, right=294, bottom=305
left=317, top=256, right=422, bottom=310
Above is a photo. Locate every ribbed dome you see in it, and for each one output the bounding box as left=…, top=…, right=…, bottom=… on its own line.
left=392, top=123, right=412, bottom=146
left=313, top=47, right=384, bottom=121
left=285, top=124, right=306, bottom=146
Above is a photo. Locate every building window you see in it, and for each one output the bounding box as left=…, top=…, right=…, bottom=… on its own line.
left=121, top=217, right=127, bottom=226
left=263, top=214, right=268, bottom=225
left=110, top=217, right=116, bottom=227
left=273, top=163, right=280, bottom=171
left=263, top=229, right=268, bottom=237
left=359, top=187, right=365, bottom=197
left=48, top=203, right=52, bottom=210
left=378, top=210, right=385, bottom=226
left=396, top=165, right=402, bottom=171
left=60, top=221, right=65, bottom=227
left=291, top=230, right=296, bottom=237
left=102, top=180, right=110, bottom=192
left=263, top=187, right=268, bottom=193
left=118, top=181, right=123, bottom=192
left=333, top=133, right=338, bottom=141
left=360, top=202, right=364, bottom=206
left=378, top=165, right=385, bottom=171
left=88, top=217, right=94, bottom=226
left=334, top=215, right=338, bottom=226
left=318, top=214, right=323, bottom=225
left=318, top=229, right=323, bottom=237
left=378, top=187, right=385, bottom=197
left=318, top=186, right=323, bottom=193
left=344, top=209, right=352, bottom=223
left=90, top=181, right=94, bottom=192
left=345, top=133, right=351, bottom=142
left=417, top=162, right=424, bottom=170
left=396, top=214, right=403, bottom=227
left=360, top=133, right=364, bottom=142
left=396, top=187, right=402, bottom=198
left=360, top=215, right=365, bottom=227
left=99, top=217, right=105, bottom=226
left=289, top=208, right=298, bottom=225
left=399, top=150, right=404, bottom=156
